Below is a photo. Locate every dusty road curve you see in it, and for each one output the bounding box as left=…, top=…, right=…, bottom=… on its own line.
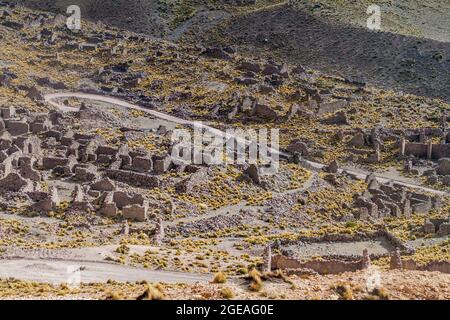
left=45, top=92, right=449, bottom=196
left=0, top=258, right=210, bottom=284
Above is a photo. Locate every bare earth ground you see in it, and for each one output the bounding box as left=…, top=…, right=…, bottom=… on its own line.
left=1, top=269, right=449, bottom=300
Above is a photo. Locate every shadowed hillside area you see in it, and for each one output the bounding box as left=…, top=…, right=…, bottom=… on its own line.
left=290, top=0, right=450, bottom=43
left=201, top=3, right=450, bottom=101
left=6, top=0, right=273, bottom=36
left=8, top=0, right=170, bottom=36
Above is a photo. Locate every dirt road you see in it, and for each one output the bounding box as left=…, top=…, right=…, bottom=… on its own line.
left=0, top=257, right=210, bottom=284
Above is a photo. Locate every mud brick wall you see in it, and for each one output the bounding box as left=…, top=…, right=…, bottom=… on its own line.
left=106, top=169, right=160, bottom=188
left=432, top=144, right=450, bottom=159
left=404, top=142, right=450, bottom=159
left=271, top=255, right=362, bottom=275
left=402, top=259, right=450, bottom=274
left=404, top=143, right=428, bottom=158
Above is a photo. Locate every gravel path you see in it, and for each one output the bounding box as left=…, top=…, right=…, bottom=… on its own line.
left=0, top=258, right=210, bottom=284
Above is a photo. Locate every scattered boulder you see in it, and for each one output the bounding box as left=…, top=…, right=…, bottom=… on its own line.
left=238, top=61, right=261, bottom=73
left=202, top=47, right=232, bottom=60
left=286, top=140, right=309, bottom=156
left=176, top=168, right=209, bottom=193
left=252, top=103, right=278, bottom=121
left=0, top=172, right=33, bottom=192
left=323, top=160, right=339, bottom=174
left=243, top=164, right=261, bottom=185
left=90, top=178, right=115, bottom=192
left=322, top=111, right=348, bottom=125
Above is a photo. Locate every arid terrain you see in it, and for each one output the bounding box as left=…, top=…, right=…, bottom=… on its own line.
left=0, top=1, right=449, bottom=300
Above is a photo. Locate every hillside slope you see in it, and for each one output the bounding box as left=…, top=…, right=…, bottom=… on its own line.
left=8, top=0, right=171, bottom=36
left=200, top=3, right=450, bottom=102
left=8, top=0, right=450, bottom=101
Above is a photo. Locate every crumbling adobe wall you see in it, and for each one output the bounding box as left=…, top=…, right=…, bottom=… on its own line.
left=271, top=255, right=363, bottom=275
left=404, top=143, right=428, bottom=158
left=401, top=259, right=450, bottom=274
left=432, top=144, right=450, bottom=159
left=404, top=142, right=450, bottom=159
left=423, top=260, right=450, bottom=273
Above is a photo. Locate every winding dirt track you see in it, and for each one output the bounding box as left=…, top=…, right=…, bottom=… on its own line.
left=45, top=92, right=449, bottom=196
left=0, top=258, right=210, bottom=284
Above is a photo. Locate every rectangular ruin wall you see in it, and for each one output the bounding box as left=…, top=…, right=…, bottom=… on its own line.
left=404, top=142, right=450, bottom=159
left=271, top=255, right=362, bottom=275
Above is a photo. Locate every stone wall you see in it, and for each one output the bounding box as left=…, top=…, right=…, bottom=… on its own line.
left=404, top=143, right=428, bottom=158
left=401, top=259, right=450, bottom=274
left=432, top=144, right=450, bottom=159
left=404, top=142, right=450, bottom=159
left=271, top=255, right=364, bottom=275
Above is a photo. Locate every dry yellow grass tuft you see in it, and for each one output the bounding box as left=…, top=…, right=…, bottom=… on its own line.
left=104, top=290, right=125, bottom=300
left=220, top=287, right=235, bottom=299
left=334, top=283, right=354, bottom=300
left=247, top=268, right=263, bottom=292
left=212, top=271, right=227, bottom=284
left=136, top=283, right=165, bottom=300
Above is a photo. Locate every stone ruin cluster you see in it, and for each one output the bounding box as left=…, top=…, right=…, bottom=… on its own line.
left=0, top=105, right=173, bottom=243
left=344, top=120, right=449, bottom=166
left=287, top=118, right=450, bottom=187
left=400, top=120, right=450, bottom=160
left=423, top=217, right=450, bottom=237
left=352, top=174, right=448, bottom=236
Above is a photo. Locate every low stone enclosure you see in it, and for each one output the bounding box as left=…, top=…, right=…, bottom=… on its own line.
left=270, top=251, right=450, bottom=275
left=261, top=230, right=450, bottom=275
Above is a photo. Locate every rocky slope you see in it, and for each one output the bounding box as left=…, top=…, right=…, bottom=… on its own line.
left=200, top=3, right=450, bottom=102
